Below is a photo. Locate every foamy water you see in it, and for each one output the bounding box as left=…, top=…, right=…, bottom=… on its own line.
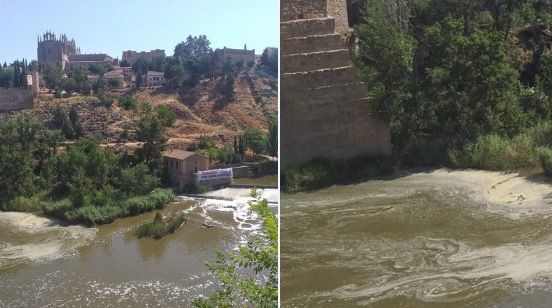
left=282, top=169, right=552, bottom=307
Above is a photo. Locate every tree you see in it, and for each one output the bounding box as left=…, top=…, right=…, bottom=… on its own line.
left=222, top=76, right=235, bottom=100
left=174, top=35, right=212, bottom=60
left=119, top=164, right=160, bottom=195
left=260, top=47, right=278, bottom=76
left=155, top=105, right=177, bottom=127
left=42, top=62, right=63, bottom=89
left=132, top=57, right=150, bottom=88
left=135, top=103, right=174, bottom=172
left=242, top=128, right=267, bottom=156
left=266, top=116, right=278, bottom=157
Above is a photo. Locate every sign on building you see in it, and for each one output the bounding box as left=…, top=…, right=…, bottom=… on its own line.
left=197, top=168, right=233, bottom=182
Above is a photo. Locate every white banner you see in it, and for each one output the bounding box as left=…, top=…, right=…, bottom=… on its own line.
left=197, top=168, right=233, bottom=182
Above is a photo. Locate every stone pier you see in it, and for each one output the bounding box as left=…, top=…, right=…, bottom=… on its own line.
left=281, top=0, right=392, bottom=168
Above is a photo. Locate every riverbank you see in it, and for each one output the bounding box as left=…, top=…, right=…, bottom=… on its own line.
left=402, top=169, right=552, bottom=210
left=0, top=212, right=96, bottom=269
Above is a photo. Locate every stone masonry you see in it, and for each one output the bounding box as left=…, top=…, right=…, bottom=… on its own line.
left=0, top=71, right=39, bottom=111
left=281, top=0, right=392, bottom=168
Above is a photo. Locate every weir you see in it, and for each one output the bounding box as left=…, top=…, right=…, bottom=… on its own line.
left=280, top=0, right=391, bottom=168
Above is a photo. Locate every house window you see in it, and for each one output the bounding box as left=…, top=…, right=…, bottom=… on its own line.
left=175, top=161, right=179, bottom=169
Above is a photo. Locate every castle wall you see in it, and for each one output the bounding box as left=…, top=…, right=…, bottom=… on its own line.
left=122, top=49, right=166, bottom=65
left=216, top=48, right=256, bottom=64
left=0, top=88, right=34, bottom=112
left=281, top=0, right=392, bottom=168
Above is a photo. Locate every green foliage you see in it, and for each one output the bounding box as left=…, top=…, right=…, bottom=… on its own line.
left=537, top=147, right=552, bottom=176
left=260, top=47, right=278, bottom=76
left=135, top=212, right=186, bottom=239
left=42, top=188, right=174, bottom=226
left=449, top=134, right=536, bottom=170
left=242, top=128, right=267, bottom=156
left=193, top=193, right=277, bottom=307
left=53, top=106, right=74, bottom=139
left=135, top=104, right=170, bottom=170
left=266, top=116, right=278, bottom=157
left=283, top=156, right=395, bottom=192
left=155, top=105, right=177, bottom=127
left=119, top=164, right=161, bottom=195
left=118, top=95, right=137, bottom=111
left=42, top=62, right=63, bottom=89
left=355, top=0, right=552, bottom=166
left=221, top=76, right=235, bottom=100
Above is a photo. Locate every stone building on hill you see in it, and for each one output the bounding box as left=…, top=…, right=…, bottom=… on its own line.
left=143, top=71, right=165, bottom=87
left=37, top=32, right=80, bottom=70
left=122, top=49, right=166, bottom=66
left=37, top=32, right=115, bottom=70
left=67, top=54, right=116, bottom=69
left=215, top=46, right=256, bottom=64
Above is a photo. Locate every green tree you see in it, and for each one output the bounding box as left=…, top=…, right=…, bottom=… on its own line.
left=266, top=116, right=278, bottom=157
left=42, top=62, right=63, bottom=89
left=243, top=128, right=267, bottom=156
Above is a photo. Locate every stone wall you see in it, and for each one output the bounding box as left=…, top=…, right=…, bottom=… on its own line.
left=281, top=0, right=392, bottom=168
left=0, top=88, right=34, bottom=112
left=281, top=0, right=328, bottom=22
left=327, top=0, right=349, bottom=35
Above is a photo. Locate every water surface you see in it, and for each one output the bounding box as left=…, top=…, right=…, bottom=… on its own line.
left=0, top=188, right=277, bottom=307
left=281, top=171, right=552, bottom=307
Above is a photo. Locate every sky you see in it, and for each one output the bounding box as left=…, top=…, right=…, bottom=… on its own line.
left=0, top=0, right=279, bottom=64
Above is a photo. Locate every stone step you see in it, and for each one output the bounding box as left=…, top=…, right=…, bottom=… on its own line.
left=282, top=82, right=368, bottom=103
left=282, top=34, right=343, bottom=55
left=281, top=17, right=336, bottom=39
left=281, top=0, right=328, bottom=22
left=282, top=49, right=351, bottom=73
left=281, top=98, right=374, bottom=121
left=281, top=66, right=359, bottom=90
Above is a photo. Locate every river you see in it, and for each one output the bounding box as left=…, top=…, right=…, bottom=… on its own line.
left=0, top=188, right=278, bottom=307
left=281, top=169, right=552, bottom=307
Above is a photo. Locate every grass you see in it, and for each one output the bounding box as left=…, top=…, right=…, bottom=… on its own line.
left=135, top=212, right=187, bottom=239
left=42, top=188, right=175, bottom=226
left=282, top=155, right=395, bottom=192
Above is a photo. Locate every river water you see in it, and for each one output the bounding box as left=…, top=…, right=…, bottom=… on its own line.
left=0, top=188, right=277, bottom=307
left=281, top=170, right=552, bottom=307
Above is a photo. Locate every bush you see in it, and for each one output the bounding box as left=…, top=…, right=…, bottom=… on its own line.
left=6, top=195, right=43, bottom=212
left=135, top=212, right=187, bottom=239
left=538, top=147, right=552, bottom=176
left=119, top=164, right=160, bottom=196
left=449, top=134, right=536, bottom=170
left=119, top=95, right=137, bottom=111
left=283, top=155, right=394, bottom=191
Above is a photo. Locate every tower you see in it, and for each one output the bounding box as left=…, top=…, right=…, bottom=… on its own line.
left=37, top=32, right=79, bottom=70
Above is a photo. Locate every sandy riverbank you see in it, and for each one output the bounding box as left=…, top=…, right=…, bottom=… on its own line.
left=404, top=169, right=552, bottom=210
left=0, top=212, right=96, bottom=265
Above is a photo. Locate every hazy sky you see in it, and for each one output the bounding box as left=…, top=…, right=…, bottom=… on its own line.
left=0, top=0, right=279, bottom=64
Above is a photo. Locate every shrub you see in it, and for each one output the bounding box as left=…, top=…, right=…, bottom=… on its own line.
left=282, top=155, right=394, bottom=191
left=135, top=212, right=187, bottom=239
left=118, top=95, right=137, bottom=111
left=6, top=195, right=43, bottom=212
left=537, top=147, right=552, bottom=176
left=449, top=134, right=536, bottom=170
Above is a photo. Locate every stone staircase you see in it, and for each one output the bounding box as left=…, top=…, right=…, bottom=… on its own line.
left=281, top=3, right=392, bottom=168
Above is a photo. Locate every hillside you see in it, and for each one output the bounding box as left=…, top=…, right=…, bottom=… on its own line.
left=0, top=68, right=277, bottom=150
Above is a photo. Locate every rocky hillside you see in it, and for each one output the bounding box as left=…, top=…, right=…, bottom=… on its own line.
left=0, top=68, right=277, bottom=149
